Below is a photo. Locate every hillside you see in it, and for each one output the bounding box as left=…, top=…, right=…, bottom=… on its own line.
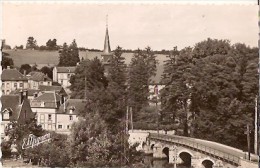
left=3, top=49, right=167, bottom=83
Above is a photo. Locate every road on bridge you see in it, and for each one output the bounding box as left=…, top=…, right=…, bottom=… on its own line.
left=150, top=133, right=258, bottom=162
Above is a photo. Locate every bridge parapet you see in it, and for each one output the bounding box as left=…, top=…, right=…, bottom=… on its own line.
left=149, top=133, right=241, bottom=166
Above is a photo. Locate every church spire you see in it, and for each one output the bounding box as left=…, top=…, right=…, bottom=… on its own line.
left=103, top=15, right=111, bottom=54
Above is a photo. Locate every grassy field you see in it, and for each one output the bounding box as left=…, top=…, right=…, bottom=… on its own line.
left=4, top=49, right=167, bottom=83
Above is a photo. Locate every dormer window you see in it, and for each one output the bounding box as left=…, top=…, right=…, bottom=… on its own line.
left=69, top=106, right=75, bottom=114
left=2, top=109, right=12, bottom=120
left=41, top=102, right=45, bottom=107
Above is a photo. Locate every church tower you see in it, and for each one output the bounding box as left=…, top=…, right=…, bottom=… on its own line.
left=101, top=15, right=113, bottom=64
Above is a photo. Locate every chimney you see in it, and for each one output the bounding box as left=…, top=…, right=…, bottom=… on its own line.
left=19, top=91, right=24, bottom=104
left=33, top=92, right=38, bottom=98
left=23, top=90, right=28, bottom=99
left=60, top=94, right=64, bottom=104
left=63, top=96, right=66, bottom=113
left=23, top=70, right=26, bottom=76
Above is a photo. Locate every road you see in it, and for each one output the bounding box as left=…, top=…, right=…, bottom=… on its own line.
left=150, top=133, right=258, bottom=162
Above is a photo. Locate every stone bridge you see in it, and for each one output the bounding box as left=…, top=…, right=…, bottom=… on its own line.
left=131, top=132, right=258, bottom=168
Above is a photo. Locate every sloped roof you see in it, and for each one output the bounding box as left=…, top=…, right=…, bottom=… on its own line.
left=10, top=89, right=40, bottom=97
left=31, top=92, right=61, bottom=108
left=1, top=95, right=21, bottom=121
left=1, top=69, right=28, bottom=81
left=27, top=71, right=52, bottom=81
left=56, top=67, right=76, bottom=73
left=57, top=99, right=86, bottom=115
left=33, top=92, right=61, bottom=102
left=38, top=85, right=67, bottom=96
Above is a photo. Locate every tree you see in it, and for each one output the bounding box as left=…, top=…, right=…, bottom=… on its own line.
left=159, top=39, right=258, bottom=150
left=24, top=132, right=70, bottom=167
left=128, top=47, right=158, bottom=122
left=1, top=56, right=14, bottom=69
left=1, top=39, right=11, bottom=50
left=26, top=37, right=38, bottom=50
left=15, top=45, right=24, bottom=50
left=4, top=118, right=45, bottom=156
left=19, top=64, right=32, bottom=75
left=161, top=46, right=193, bottom=136
left=46, top=39, right=57, bottom=50
left=40, top=66, right=53, bottom=79
left=70, top=113, right=144, bottom=167
left=1, top=40, right=14, bottom=69
left=105, top=46, right=127, bottom=130
left=58, top=40, right=80, bottom=66
left=70, top=57, right=108, bottom=99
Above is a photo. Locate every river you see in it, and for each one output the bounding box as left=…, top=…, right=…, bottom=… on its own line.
left=144, top=155, right=190, bottom=168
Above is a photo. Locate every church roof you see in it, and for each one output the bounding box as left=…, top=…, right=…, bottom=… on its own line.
left=103, top=26, right=111, bottom=54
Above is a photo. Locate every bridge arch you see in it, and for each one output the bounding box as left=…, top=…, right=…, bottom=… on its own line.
left=177, top=149, right=194, bottom=157
left=201, top=157, right=215, bottom=168
left=162, top=147, right=170, bottom=159
left=178, top=150, right=193, bottom=167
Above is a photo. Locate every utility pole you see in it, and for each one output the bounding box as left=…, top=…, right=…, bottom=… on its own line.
left=126, top=106, right=129, bottom=134
left=84, top=75, right=87, bottom=99
left=156, top=99, right=159, bottom=136
left=258, top=4, right=260, bottom=159
left=254, top=97, right=258, bottom=154
left=130, top=107, right=133, bottom=132
left=245, top=124, right=251, bottom=160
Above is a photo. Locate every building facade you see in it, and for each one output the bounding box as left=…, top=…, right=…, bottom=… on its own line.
left=27, top=71, right=52, bottom=89
left=53, top=66, right=75, bottom=89
left=56, top=99, right=86, bottom=134
left=30, top=91, right=63, bottom=131
left=1, top=67, right=29, bottom=95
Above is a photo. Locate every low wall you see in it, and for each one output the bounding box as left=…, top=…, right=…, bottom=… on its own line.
left=128, top=129, right=176, bottom=151
left=238, top=158, right=258, bottom=168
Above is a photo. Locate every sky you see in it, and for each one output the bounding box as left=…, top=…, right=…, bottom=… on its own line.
left=2, top=2, right=258, bottom=50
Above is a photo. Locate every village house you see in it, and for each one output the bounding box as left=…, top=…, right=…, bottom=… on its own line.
left=1, top=66, right=29, bottom=95
left=30, top=91, right=63, bottom=131
left=52, top=66, right=75, bottom=89
left=56, top=99, right=86, bottom=134
left=26, top=71, right=52, bottom=89
left=1, top=90, right=35, bottom=139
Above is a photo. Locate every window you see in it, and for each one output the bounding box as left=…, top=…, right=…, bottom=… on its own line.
left=67, top=74, right=71, bottom=78
left=48, top=114, right=51, bottom=120
left=61, top=80, right=63, bottom=85
left=3, top=111, right=10, bottom=120
left=67, top=125, right=70, bottom=129
left=2, top=82, right=4, bottom=87
left=69, top=115, right=73, bottom=121
left=58, top=125, right=62, bottom=129
left=47, top=82, right=50, bottom=85
left=19, top=83, right=23, bottom=88
left=6, top=90, right=10, bottom=94
left=14, top=83, right=17, bottom=88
